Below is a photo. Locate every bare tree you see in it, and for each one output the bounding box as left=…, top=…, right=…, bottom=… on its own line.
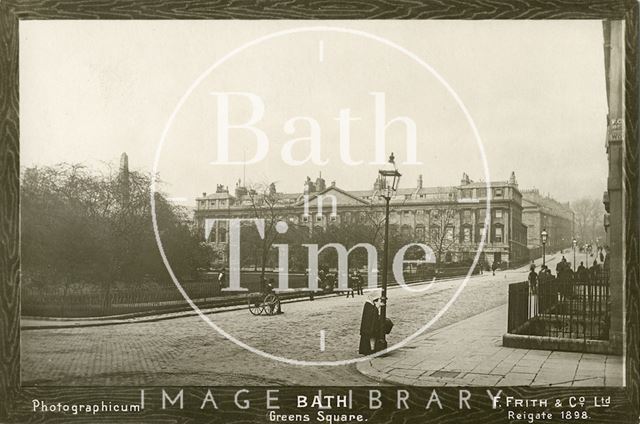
left=572, top=197, right=606, bottom=244
left=244, top=182, right=289, bottom=284
left=424, top=206, right=458, bottom=269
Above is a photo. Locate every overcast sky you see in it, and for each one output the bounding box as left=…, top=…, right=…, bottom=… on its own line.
left=20, top=20, right=610, bottom=204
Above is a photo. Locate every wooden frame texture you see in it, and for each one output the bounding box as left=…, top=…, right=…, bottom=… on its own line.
left=0, top=1, right=637, bottom=422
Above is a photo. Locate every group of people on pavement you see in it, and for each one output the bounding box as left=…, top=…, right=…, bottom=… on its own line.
left=527, top=252, right=609, bottom=300
left=315, top=269, right=365, bottom=295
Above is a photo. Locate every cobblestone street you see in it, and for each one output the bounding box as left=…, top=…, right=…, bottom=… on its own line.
left=23, top=259, right=557, bottom=386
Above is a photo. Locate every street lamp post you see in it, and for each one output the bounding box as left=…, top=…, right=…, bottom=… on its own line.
left=377, top=153, right=401, bottom=352
left=572, top=238, right=577, bottom=272
left=540, top=229, right=548, bottom=267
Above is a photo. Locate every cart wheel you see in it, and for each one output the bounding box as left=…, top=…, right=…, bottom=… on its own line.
left=248, top=295, right=264, bottom=315
left=263, top=294, right=279, bottom=315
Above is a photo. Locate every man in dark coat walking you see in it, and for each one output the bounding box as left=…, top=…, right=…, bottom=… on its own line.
left=577, top=262, right=588, bottom=282
left=354, top=270, right=364, bottom=295
left=359, top=289, right=381, bottom=355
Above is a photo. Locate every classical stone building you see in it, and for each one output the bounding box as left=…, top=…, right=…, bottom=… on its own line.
left=521, top=189, right=574, bottom=257
left=194, top=172, right=530, bottom=268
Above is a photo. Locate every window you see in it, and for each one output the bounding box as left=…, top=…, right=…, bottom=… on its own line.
left=463, top=210, right=471, bottom=220
left=430, top=226, right=439, bottom=241
left=477, top=188, right=487, bottom=197
left=445, top=226, right=454, bottom=242
left=494, top=188, right=503, bottom=197
left=416, top=225, right=425, bottom=240
left=302, top=215, right=309, bottom=223
left=218, top=226, right=227, bottom=243
left=316, top=214, right=323, bottom=222
left=330, top=215, right=337, bottom=222
left=495, top=209, right=503, bottom=218
left=494, top=225, right=504, bottom=243
left=405, top=194, right=412, bottom=200
left=404, top=210, right=411, bottom=216
left=462, top=226, right=472, bottom=243
left=476, top=224, right=485, bottom=243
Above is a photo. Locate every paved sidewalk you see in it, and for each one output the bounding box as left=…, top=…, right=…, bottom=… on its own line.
left=357, top=304, right=623, bottom=387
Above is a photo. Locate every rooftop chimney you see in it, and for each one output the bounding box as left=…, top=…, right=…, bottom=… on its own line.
left=315, top=172, right=326, bottom=191
left=460, top=172, right=471, bottom=185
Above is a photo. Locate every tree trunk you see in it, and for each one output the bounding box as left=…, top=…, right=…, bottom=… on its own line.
left=260, top=244, right=268, bottom=291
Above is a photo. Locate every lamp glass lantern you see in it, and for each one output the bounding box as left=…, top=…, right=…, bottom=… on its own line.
left=540, top=229, right=548, bottom=245
left=378, top=153, right=402, bottom=199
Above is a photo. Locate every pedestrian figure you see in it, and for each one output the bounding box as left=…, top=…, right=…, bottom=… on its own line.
left=266, top=278, right=282, bottom=314
left=344, top=270, right=355, bottom=298
left=354, top=270, right=364, bottom=295
left=591, top=259, right=601, bottom=282
left=528, top=265, right=538, bottom=316
left=217, top=268, right=226, bottom=295
left=359, top=289, right=381, bottom=355
left=318, top=273, right=329, bottom=293
left=491, top=261, right=498, bottom=276
left=577, top=262, right=588, bottom=282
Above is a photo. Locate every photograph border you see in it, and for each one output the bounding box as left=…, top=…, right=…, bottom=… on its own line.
left=1, top=1, right=638, bottom=422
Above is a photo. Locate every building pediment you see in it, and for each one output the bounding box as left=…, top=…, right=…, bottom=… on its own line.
left=296, top=186, right=372, bottom=208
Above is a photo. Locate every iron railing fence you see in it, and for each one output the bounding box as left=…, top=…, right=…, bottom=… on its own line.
left=23, top=267, right=479, bottom=317
left=507, top=268, right=610, bottom=341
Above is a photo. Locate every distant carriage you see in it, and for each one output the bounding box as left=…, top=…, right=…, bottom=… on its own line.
left=246, top=292, right=280, bottom=316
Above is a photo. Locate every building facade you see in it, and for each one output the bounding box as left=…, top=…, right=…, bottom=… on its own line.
left=193, top=172, right=530, bottom=268
left=521, top=189, right=574, bottom=257
left=602, top=19, right=624, bottom=353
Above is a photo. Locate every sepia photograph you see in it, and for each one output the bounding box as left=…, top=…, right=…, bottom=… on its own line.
left=1, top=2, right=636, bottom=420
left=18, top=19, right=626, bottom=391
